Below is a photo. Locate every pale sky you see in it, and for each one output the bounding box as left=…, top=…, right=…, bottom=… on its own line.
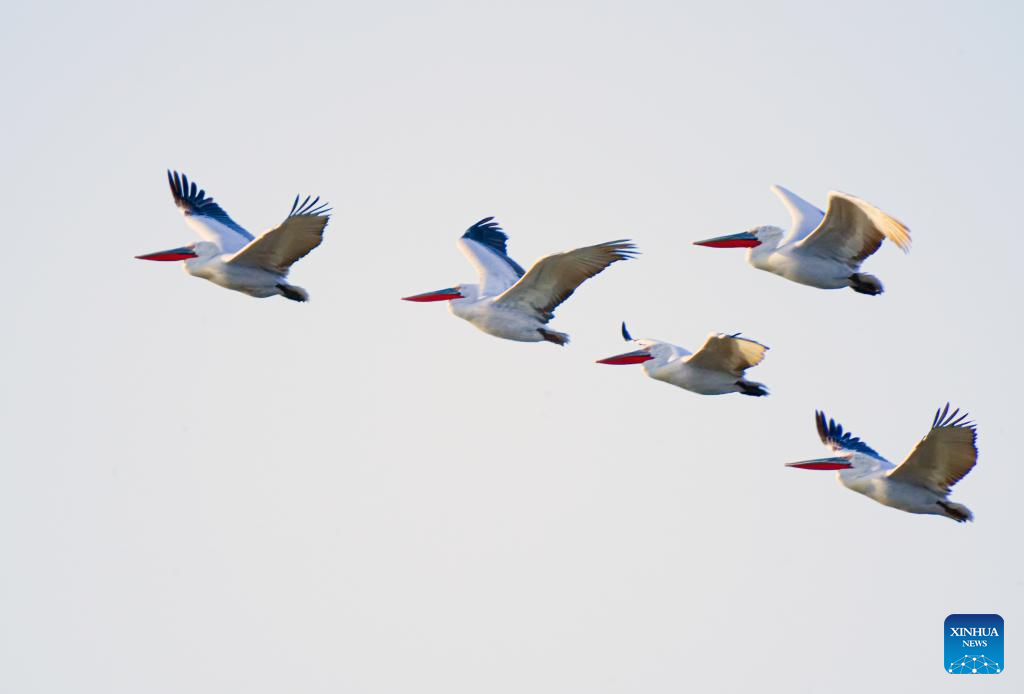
left=2, top=1, right=1022, bottom=692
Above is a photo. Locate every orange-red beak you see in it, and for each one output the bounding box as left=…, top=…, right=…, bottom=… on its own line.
left=596, top=349, right=653, bottom=365
left=135, top=246, right=198, bottom=261
left=402, top=287, right=464, bottom=302
left=693, top=231, right=760, bottom=248
left=785, top=457, right=853, bottom=471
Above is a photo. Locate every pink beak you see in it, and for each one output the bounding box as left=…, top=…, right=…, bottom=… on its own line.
left=402, top=287, right=464, bottom=302
left=596, top=349, right=654, bottom=365
left=135, top=246, right=198, bottom=261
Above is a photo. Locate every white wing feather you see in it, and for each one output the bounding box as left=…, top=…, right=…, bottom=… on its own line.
left=167, top=170, right=254, bottom=253
left=457, top=237, right=523, bottom=296
left=772, top=184, right=825, bottom=245
left=184, top=216, right=251, bottom=254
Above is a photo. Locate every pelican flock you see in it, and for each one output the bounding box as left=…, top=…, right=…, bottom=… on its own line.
left=135, top=171, right=982, bottom=523
left=403, top=217, right=636, bottom=345
left=694, top=185, right=911, bottom=295
left=787, top=405, right=978, bottom=522
left=137, top=171, right=330, bottom=301
left=597, top=322, right=770, bottom=396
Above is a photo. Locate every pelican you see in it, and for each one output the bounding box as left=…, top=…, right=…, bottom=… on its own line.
left=136, top=171, right=330, bottom=301
left=694, top=185, right=911, bottom=295
left=596, top=322, right=769, bottom=396
left=402, top=217, right=636, bottom=345
left=787, top=405, right=978, bottom=522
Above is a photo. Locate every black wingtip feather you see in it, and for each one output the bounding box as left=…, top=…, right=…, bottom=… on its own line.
left=288, top=194, right=331, bottom=218
left=621, top=321, right=632, bottom=341
left=165, top=169, right=253, bottom=240
left=814, top=409, right=881, bottom=457
left=600, top=240, right=640, bottom=259
left=462, top=216, right=509, bottom=247
left=462, top=216, right=526, bottom=276
left=932, top=403, right=975, bottom=430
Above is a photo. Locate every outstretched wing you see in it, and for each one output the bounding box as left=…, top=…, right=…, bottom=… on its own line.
left=684, top=333, right=768, bottom=377
left=494, top=241, right=636, bottom=323
left=773, top=184, right=825, bottom=245
left=167, top=170, right=253, bottom=252
left=227, top=195, right=330, bottom=273
left=887, top=404, right=977, bottom=494
left=794, top=192, right=911, bottom=267
left=815, top=410, right=884, bottom=459
left=455, top=217, right=525, bottom=296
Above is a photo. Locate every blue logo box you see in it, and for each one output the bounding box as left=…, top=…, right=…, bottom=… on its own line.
left=945, top=614, right=1003, bottom=674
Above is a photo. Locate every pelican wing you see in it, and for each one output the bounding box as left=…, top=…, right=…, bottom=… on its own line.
left=887, top=404, right=977, bottom=494
left=455, top=217, right=525, bottom=296
left=794, top=192, right=911, bottom=266
left=494, top=241, right=636, bottom=323
left=773, top=184, right=825, bottom=244
left=167, top=170, right=253, bottom=253
left=684, top=333, right=768, bottom=376
left=815, top=410, right=884, bottom=459
left=227, top=195, right=330, bottom=273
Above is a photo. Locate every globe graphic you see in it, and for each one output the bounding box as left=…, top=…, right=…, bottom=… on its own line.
left=949, top=655, right=1000, bottom=674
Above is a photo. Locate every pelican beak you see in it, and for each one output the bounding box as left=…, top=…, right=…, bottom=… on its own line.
left=135, top=246, right=198, bottom=261
left=785, top=457, right=853, bottom=470
left=596, top=349, right=654, bottom=365
left=693, top=231, right=761, bottom=248
left=401, top=287, right=463, bottom=302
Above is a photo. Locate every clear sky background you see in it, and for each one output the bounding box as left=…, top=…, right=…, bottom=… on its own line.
left=2, top=1, right=1022, bottom=691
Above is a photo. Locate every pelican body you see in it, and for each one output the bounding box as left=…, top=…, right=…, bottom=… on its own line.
left=403, top=217, right=636, bottom=345
left=137, top=171, right=330, bottom=301
left=597, top=323, right=769, bottom=396
left=787, top=405, right=978, bottom=522
left=695, top=186, right=911, bottom=295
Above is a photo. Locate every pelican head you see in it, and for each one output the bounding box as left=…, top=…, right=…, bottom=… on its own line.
left=786, top=410, right=890, bottom=479
left=784, top=451, right=890, bottom=488
left=596, top=322, right=663, bottom=365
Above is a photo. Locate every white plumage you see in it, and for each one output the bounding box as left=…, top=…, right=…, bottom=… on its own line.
left=787, top=405, right=978, bottom=522
left=694, top=185, right=911, bottom=295
left=597, top=323, right=770, bottom=396
left=403, top=217, right=636, bottom=344
left=136, top=171, right=330, bottom=301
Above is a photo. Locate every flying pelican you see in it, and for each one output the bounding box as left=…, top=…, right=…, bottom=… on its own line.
left=596, top=322, right=769, bottom=396
left=136, top=171, right=330, bottom=301
left=786, top=405, right=977, bottom=522
left=402, top=217, right=636, bottom=345
left=694, top=185, right=911, bottom=295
